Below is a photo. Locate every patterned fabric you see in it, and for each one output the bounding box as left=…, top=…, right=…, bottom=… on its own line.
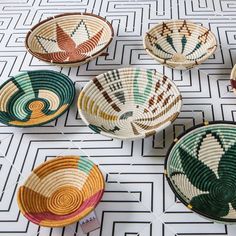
left=26, top=13, right=113, bottom=65
left=166, top=123, right=236, bottom=223
left=78, top=68, right=182, bottom=140
left=0, top=70, right=75, bottom=127
left=17, top=156, right=104, bottom=227
left=144, top=20, right=217, bottom=70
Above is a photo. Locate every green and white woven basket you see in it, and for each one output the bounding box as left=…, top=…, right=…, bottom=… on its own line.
left=165, top=122, right=236, bottom=224
left=0, top=70, right=75, bottom=127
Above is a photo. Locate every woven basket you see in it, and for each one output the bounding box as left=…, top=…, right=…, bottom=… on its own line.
left=17, top=156, right=104, bottom=227
left=144, top=20, right=217, bottom=70
left=78, top=67, right=182, bottom=140
left=26, top=13, right=114, bottom=66
left=165, top=122, right=236, bottom=224
left=230, top=65, right=236, bottom=93
left=0, top=70, right=75, bottom=127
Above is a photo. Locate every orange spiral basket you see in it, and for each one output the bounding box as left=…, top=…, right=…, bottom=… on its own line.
left=17, top=156, right=104, bottom=227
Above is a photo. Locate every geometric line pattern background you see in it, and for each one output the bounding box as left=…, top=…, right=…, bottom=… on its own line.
left=0, top=0, right=236, bottom=235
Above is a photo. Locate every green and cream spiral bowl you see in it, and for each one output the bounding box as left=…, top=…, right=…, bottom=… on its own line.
left=0, top=70, right=75, bottom=127
left=144, top=20, right=217, bottom=70
left=78, top=67, right=182, bottom=140
left=165, top=122, right=236, bottom=223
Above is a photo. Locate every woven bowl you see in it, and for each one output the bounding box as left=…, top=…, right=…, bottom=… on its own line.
left=26, top=13, right=114, bottom=66
left=230, top=65, right=236, bottom=93
left=165, top=121, right=236, bottom=223
left=78, top=67, right=182, bottom=140
left=144, top=20, right=217, bottom=70
left=17, top=156, right=104, bottom=227
left=0, top=70, right=75, bottom=127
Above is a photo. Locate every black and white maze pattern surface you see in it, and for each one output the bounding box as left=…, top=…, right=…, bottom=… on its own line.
left=0, top=0, right=236, bottom=235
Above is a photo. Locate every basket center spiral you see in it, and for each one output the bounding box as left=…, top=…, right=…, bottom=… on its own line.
left=172, top=53, right=186, bottom=63
left=47, top=186, right=83, bottom=215
left=28, top=100, right=45, bottom=118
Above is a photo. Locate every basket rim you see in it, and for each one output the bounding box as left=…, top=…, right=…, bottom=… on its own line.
left=77, top=67, right=183, bottom=140
left=230, top=64, right=236, bottom=80
left=143, top=20, right=218, bottom=68
left=0, top=70, right=75, bottom=127
left=17, top=155, right=105, bottom=227
left=25, top=12, right=114, bottom=65
left=164, top=120, right=236, bottom=224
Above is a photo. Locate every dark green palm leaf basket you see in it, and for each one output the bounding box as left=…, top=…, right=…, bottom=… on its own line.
left=0, top=70, right=75, bottom=127
left=165, top=121, right=236, bottom=223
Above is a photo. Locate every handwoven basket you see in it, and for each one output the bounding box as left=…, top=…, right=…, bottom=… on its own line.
left=230, top=65, right=236, bottom=93
left=0, top=70, right=75, bottom=127
left=144, top=20, right=217, bottom=70
left=78, top=67, right=182, bottom=140
left=165, top=121, right=236, bottom=224
left=17, top=156, right=104, bottom=227
left=26, top=13, right=114, bottom=66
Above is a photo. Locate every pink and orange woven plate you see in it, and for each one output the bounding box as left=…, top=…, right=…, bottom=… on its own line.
left=17, top=156, right=104, bottom=227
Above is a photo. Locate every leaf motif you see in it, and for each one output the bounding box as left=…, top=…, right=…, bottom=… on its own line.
left=56, top=24, right=76, bottom=52
left=190, top=194, right=229, bottom=218
left=179, top=147, right=217, bottom=191
left=76, top=28, right=104, bottom=54
left=218, top=142, right=236, bottom=182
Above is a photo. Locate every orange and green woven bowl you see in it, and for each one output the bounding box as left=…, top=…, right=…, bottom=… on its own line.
left=17, top=156, right=104, bottom=227
left=0, top=70, right=75, bottom=127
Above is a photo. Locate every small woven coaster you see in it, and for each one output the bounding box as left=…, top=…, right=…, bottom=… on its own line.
left=79, top=211, right=100, bottom=233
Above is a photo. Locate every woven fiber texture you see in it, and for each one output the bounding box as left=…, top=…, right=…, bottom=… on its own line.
left=165, top=122, right=236, bottom=223
left=230, top=65, right=236, bottom=93
left=26, top=13, right=113, bottom=66
left=0, top=70, right=75, bottom=127
left=17, top=156, right=104, bottom=227
left=144, top=20, right=217, bottom=70
left=78, top=67, right=182, bottom=140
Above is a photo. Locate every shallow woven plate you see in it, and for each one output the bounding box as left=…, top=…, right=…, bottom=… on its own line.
left=17, top=156, right=104, bottom=227
left=230, top=65, right=236, bottom=93
left=0, top=70, right=75, bottom=127
left=144, top=20, right=217, bottom=70
left=78, top=67, right=182, bottom=140
left=26, top=13, right=114, bottom=66
left=165, top=121, right=236, bottom=224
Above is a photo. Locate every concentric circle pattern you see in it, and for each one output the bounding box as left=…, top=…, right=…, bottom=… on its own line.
left=17, top=156, right=104, bottom=227
left=165, top=122, right=236, bottom=223
left=0, top=70, right=75, bottom=127
left=26, top=13, right=114, bottom=66
left=144, top=20, right=217, bottom=70
left=78, top=67, right=182, bottom=140
left=230, top=65, right=236, bottom=94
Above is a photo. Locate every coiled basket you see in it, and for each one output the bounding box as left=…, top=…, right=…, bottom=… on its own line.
left=17, top=156, right=104, bottom=227
left=78, top=67, right=182, bottom=140
left=144, top=20, right=217, bottom=70
left=165, top=122, right=236, bottom=223
left=26, top=13, right=114, bottom=66
left=0, top=70, right=75, bottom=127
